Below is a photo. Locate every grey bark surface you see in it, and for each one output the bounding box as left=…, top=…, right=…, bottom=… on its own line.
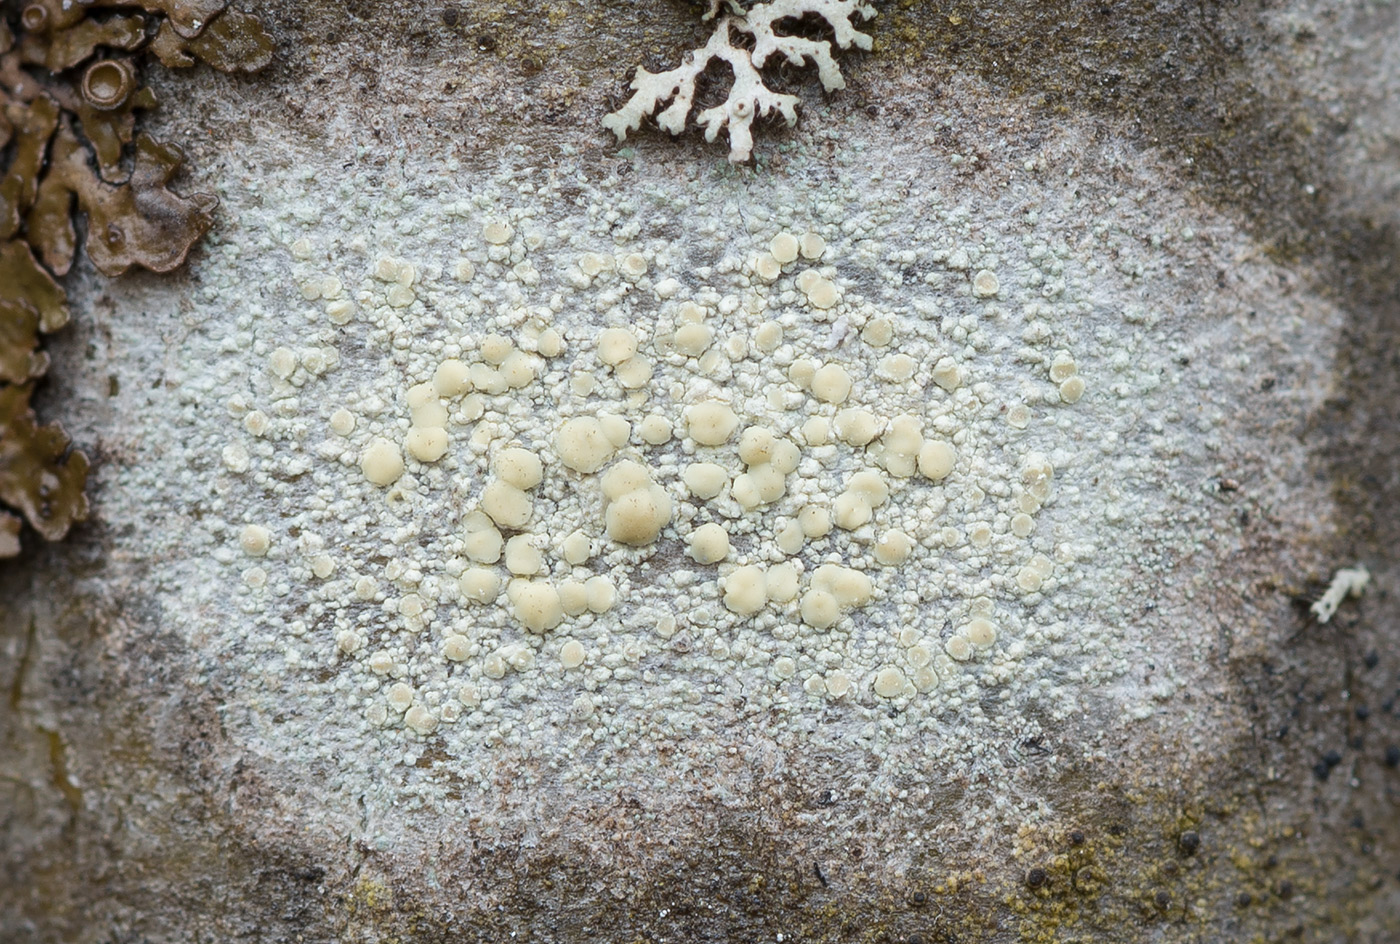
left=3, top=2, right=1400, bottom=942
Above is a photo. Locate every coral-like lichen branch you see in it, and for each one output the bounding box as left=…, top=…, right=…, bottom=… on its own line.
left=603, top=0, right=875, bottom=162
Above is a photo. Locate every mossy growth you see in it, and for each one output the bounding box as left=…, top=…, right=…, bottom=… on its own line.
left=0, top=0, right=271, bottom=558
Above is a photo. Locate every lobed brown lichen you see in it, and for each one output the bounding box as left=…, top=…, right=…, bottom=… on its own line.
left=0, top=0, right=271, bottom=557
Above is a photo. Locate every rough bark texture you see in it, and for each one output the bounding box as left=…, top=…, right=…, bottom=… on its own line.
left=3, top=2, right=1400, bottom=942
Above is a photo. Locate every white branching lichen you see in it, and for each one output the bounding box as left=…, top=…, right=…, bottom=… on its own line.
left=1311, top=565, right=1369, bottom=623
left=602, top=0, right=875, bottom=162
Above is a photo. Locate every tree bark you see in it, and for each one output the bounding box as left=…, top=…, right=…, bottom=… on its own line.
left=4, top=2, right=1400, bottom=941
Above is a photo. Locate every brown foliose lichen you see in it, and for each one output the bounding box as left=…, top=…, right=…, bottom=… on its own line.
left=149, top=7, right=272, bottom=72
left=0, top=380, right=88, bottom=542
left=0, top=0, right=271, bottom=558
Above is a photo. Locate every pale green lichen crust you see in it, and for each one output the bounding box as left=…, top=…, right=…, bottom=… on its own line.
left=117, top=127, right=1342, bottom=901
left=206, top=165, right=1295, bottom=755
left=215, top=179, right=1116, bottom=763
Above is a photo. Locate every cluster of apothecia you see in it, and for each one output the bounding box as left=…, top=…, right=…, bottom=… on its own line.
left=223, top=214, right=1088, bottom=738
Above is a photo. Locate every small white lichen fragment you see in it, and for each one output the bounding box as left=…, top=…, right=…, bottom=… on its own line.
left=1312, top=565, right=1370, bottom=624
left=386, top=682, right=414, bottom=713
left=481, top=334, right=512, bottom=365
left=328, top=409, right=356, bottom=436
left=483, top=220, right=514, bottom=245
left=561, top=530, right=592, bottom=565
left=770, top=232, right=799, bottom=264
left=601, top=459, right=653, bottom=500
left=877, top=353, right=915, bottom=383
left=481, top=481, right=533, bottom=530
left=965, top=618, right=997, bottom=648
left=599, top=413, right=632, bottom=447
left=1016, top=554, right=1054, bottom=593
left=834, top=408, right=881, bottom=447
left=754, top=253, right=782, bottom=281
left=586, top=576, right=617, bottom=613
left=616, top=357, right=654, bottom=389
left=405, top=706, right=437, bottom=735
left=879, top=415, right=923, bottom=477
left=243, top=410, right=269, bottom=437
left=931, top=356, right=962, bottom=392
left=504, top=534, right=544, bottom=576
left=1049, top=351, right=1078, bottom=383
left=802, top=275, right=841, bottom=310
left=766, top=563, right=799, bottom=602
left=799, top=504, right=832, bottom=538
left=222, top=444, right=250, bottom=473
left=874, top=530, right=912, bottom=566
left=408, top=383, right=449, bottom=429
left=434, top=359, right=472, bottom=397
left=443, top=635, right=471, bottom=662
left=800, top=563, right=872, bottom=627
left=606, top=488, right=672, bottom=546
left=560, top=640, right=586, bottom=669
left=832, top=490, right=871, bottom=530
left=269, top=347, right=297, bottom=380
left=732, top=462, right=787, bottom=510
left=462, top=512, right=504, bottom=564
left=640, top=415, right=673, bottom=445
left=861, top=317, right=893, bottom=347
left=674, top=323, right=714, bottom=357
left=559, top=581, right=589, bottom=617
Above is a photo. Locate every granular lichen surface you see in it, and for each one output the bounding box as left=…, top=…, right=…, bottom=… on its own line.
left=105, top=129, right=1341, bottom=847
